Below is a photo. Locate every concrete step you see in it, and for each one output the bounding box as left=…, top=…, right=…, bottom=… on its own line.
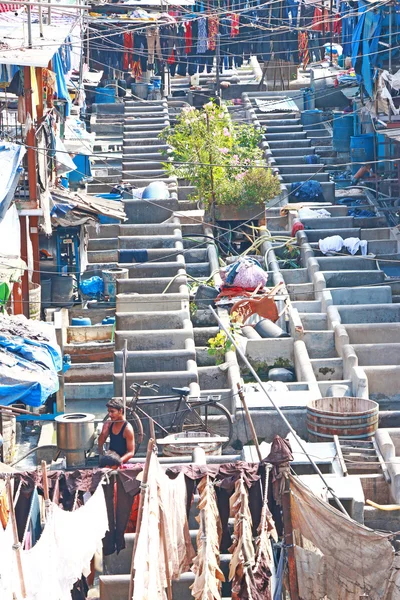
left=113, top=370, right=198, bottom=396
left=118, top=234, right=182, bottom=249
left=265, top=124, right=304, bottom=133
left=117, top=275, right=187, bottom=295
left=185, top=262, right=211, bottom=277
left=311, top=357, right=343, bottom=381
left=268, top=139, right=312, bottom=149
left=277, top=164, right=325, bottom=174
left=123, top=122, right=168, bottom=131
left=114, top=348, right=196, bottom=372
left=122, top=151, right=165, bottom=161
left=64, top=381, right=113, bottom=401
left=122, top=169, right=166, bottom=179
left=122, top=161, right=166, bottom=171
left=125, top=262, right=184, bottom=278
left=283, top=172, right=330, bottom=183
left=65, top=362, right=114, bottom=383
left=115, top=329, right=189, bottom=351
left=259, top=118, right=301, bottom=126
left=115, top=309, right=189, bottom=331
left=124, top=130, right=164, bottom=139
left=254, top=111, right=298, bottom=120
left=116, top=292, right=187, bottom=313
left=303, top=330, right=336, bottom=359
left=265, top=131, right=307, bottom=141
left=271, top=146, right=315, bottom=157
left=273, top=156, right=321, bottom=166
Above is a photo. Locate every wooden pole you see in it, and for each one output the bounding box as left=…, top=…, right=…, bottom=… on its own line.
left=41, top=460, right=49, bottom=501
left=236, top=383, right=263, bottom=462
left=128, top=438, right=154, bottom=600
left=122, top=339, right=127, bottom=420
left=281, top=477, right=300, bottom=600
left=6, top=477, right=27, bottom=598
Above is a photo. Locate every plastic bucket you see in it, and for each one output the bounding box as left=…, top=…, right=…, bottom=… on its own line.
left=131, top=82, right=148, bottom=100
left=307, top=396, right=379, bottom=441
left=301, top=109, right=323, bottom=127
left=102, top=268, right=128, bottom=302
left=51, top=275, right=74, bottom=307
left=95, top=87, right=116, bottom=104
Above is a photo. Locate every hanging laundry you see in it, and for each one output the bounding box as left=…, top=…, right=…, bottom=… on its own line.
left=196, top=17, right=208, bottom=54
left=123, top=32, right=134, bottom=70
left=190, top=476, right=225, bottom=600
left=208, top=15, right=219, bottom=51
left=229, top=474, right=256, bottom=599
left=2, top=482, right=109, bottom=600
left=298, top=31, right=310, bottom=68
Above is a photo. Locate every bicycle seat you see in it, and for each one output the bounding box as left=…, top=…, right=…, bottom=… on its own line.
left=171, top=386, right=191, bottom=397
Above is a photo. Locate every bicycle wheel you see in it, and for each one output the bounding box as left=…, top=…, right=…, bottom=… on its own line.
left=177, top=401, right=233, bottom=449
left=128, top=409, right=144, bottom=455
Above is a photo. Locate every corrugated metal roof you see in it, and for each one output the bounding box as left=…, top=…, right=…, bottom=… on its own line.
left=380, top=127, right=400, bottom=143
left=0, top=21, right=76, bottom=67
left=255, top=97, right=299, bottom=113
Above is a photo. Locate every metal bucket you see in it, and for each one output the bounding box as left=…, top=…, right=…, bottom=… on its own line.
left=307, top=396, right=379, bottom=441
left=55, top=413, right=95, bottom=468
left=0, top=412, right=16, bottom=464
left=29, top=282, right=41, bottom=320
left=102, top=267, right=128, bottom=302
left=51, top=275, right=74, bottom=307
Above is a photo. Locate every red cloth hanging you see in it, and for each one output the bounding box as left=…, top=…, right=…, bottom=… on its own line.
left=123, top=32, right=134, bottom=70
left=230, top=13, right=239, bottom=37
left=333, top=13, right=342, bottom=35
left=311, top=7, right=329, bottom=32
left=208, top=14, right=219, bottom=50
left=185, top=21, right=193, bottom=54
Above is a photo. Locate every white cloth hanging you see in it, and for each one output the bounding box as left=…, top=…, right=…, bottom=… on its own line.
left=1, top=482, right=108, bottom=600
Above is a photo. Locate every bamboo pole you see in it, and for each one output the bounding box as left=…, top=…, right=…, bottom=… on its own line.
left=128, top=438, right=154, bottom=600
left=41, top=460, right=50, bottom=498
left=122, top=339, right=128, bottom=420
left=236, top=383, right=263, bottom=462
left=6, top=477, right=27, bottom=598
left=281, top=477, right=299, bottom=600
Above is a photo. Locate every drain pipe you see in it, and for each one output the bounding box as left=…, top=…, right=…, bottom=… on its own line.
left=209, top=306, right=349, bottom=516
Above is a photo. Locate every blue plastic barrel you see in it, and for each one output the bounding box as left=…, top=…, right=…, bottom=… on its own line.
left=333, top=112, right=354, bottom=152
left=142, top=181, right=170, bottom=200
left=96, top=193, right=122, bottom=224
left=69, top=154, right=92, bottom=185
left=350, top=134, right=375, bottom=175
left=301, top=109, right=323, bottom=127
left=95, top=87, right=116, bottom=104
left=72, top=317, right=92, bottom=326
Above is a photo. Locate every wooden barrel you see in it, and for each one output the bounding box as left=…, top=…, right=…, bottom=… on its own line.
left=307, top=397, right=379, bottom=441
left=1, top=413, right=16, bottom=464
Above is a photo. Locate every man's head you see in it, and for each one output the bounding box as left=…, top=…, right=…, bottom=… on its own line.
left=106, top=398, right=124, bottom=421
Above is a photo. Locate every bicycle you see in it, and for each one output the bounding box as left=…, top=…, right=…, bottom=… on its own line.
left=120, top=381, right=234, bottom=453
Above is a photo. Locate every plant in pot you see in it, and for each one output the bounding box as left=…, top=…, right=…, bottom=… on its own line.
left=160, top=101, right=281, bottom=222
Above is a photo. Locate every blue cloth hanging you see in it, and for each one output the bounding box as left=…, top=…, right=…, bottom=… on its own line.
left=351, top=1, right=383, bottom=97
left=52, top=51, right=71, bottom=116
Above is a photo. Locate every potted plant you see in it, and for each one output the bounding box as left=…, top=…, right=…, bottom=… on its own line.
left=160, top=102, right=281, bottom=222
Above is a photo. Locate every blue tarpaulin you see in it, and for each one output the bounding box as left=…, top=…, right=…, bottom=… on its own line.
left=352, top=1, right=383, bottom=97
left=0, top=316, right=62, bottom=407
left=0, top=143, right=26, bottom=223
